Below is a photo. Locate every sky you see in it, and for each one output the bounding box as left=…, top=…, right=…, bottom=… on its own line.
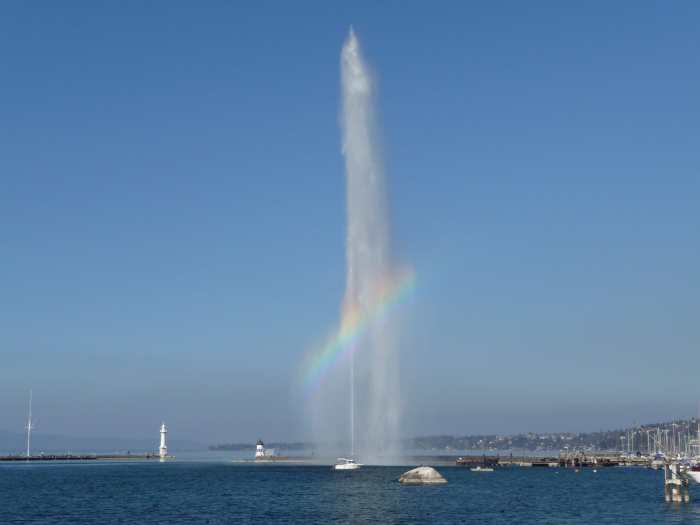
left=1, top=1, right=698, bottom=446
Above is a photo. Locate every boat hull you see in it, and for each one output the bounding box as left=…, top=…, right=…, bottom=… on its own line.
left=334, top=463, right=361, bottom=470
left=687, top=470, right=700, bottom=483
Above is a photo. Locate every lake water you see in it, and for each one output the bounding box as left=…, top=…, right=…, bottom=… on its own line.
left=2, top=460, right=700, bottom=524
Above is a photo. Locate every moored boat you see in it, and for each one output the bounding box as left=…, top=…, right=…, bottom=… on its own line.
left=470, top=466, right=494, bottom=472
left=687, top=465, right=700, bottom=483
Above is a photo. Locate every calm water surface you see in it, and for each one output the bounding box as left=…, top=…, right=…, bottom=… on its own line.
left=2, top=462, right=700, bottom=524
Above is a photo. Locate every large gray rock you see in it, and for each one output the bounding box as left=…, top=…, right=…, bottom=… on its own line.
left=399, top=466, right=447, bottom=485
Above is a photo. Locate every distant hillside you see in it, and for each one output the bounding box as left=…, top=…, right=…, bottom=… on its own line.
left=408, top=418, right=699, bottom=452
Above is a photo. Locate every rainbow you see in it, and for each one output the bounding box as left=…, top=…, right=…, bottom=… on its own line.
left=301, top=267, right=416, bottom=394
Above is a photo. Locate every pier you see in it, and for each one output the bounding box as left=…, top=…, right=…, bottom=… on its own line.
left=0, top=453, right=160, bottom=462
left=664, top=462, right=690, bottom=503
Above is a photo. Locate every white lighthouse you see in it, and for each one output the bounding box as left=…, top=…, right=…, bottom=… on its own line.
left=255, top=439, right=265, bottom=459
left=159, top=423, right=168, bottom=459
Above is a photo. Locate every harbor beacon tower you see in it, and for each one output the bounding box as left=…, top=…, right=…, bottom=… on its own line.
left=159, top=423, right=168, bottom=459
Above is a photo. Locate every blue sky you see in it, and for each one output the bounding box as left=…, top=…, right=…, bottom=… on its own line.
left=2, top=2, right=698, bottom=444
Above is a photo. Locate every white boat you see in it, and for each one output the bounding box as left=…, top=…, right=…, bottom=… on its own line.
left=470, top=466, right=494, bottom=472
left=688, top=466, right=700, bottom=483
left=334, top=458, right=362, bottom=470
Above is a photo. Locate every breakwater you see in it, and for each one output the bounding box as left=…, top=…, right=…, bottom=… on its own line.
left=0, top=453, right=160, bottom=462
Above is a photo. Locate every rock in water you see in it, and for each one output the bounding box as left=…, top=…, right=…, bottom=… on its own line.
left=399, top=466, right=447, bottom=485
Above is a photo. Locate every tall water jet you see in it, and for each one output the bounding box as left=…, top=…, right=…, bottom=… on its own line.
left=302, top=28, right=407, bottom=463
left=339, top=28, right=400, bottom=463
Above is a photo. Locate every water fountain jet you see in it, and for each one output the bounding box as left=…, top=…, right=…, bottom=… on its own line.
left=338, top=28, right=400, bottom=464
left=304, top=28, right=407, bottom=466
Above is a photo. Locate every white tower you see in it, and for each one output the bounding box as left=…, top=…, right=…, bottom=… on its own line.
left=159, top=423, right=168, bottom=458
left=255, top=439, right=265, bottom=459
